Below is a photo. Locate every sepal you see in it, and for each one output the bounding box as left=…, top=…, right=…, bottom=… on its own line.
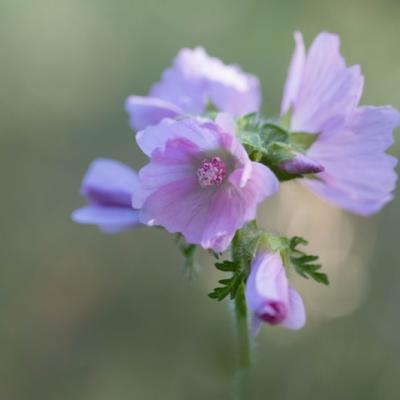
left=235, top=114, right=322, bottom=181
left=175, top=234, right=199, bottom=280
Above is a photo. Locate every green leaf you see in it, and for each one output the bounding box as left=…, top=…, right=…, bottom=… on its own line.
left=290, top=236, right=308, bottom=249
left=208, top=229, right=255, bottom=302
left=208, top=267, right=245, bottom=302
left=288, top=236, right=329, bottom=286
left=215, top=261, right=237, bottom=272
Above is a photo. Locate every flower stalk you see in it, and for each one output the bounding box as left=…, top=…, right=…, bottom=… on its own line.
left=232, top=231, right=251, bottom=399
left=233, top=282, right=251, bottom=399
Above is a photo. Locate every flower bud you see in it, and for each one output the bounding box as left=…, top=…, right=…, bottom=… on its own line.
left=245, top=251, right=306, bottom=334
left=279, top=152, right=324, bottom=175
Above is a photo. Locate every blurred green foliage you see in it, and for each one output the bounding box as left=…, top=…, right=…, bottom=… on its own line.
left=0, top=0, right=399, bottom=399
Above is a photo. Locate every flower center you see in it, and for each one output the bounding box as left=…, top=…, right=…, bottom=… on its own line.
left=259, top=301, right=287, bottom=325
left=197, top=157, right=226, bottom=187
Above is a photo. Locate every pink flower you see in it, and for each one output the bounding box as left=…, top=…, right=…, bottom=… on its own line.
left=245, top=251, right=306, bottom=333
left=126, top=47, right=261, bottom=131
left=71, top=159, right=141, bottom=233
left=281, top=31, right=400, bottom=215
left=132, top=114, right=279, bottom=252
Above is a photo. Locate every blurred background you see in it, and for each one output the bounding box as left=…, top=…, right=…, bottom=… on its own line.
left=1, top=0, right=399, bottom=399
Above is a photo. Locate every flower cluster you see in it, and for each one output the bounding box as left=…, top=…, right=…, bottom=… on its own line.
left=72, top=33, right=399, bottom=333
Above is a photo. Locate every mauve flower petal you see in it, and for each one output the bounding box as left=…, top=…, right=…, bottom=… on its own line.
left=132, top=138, right=200, bottom=209
left=281, top=31, right=305, bottom=116
left=287, top=32, right=364, bottom=133
left=246, top=251, right=306, bottom=332
left=215, top=112, right=237, bottom=136
left=228, top=162, right=279, bottom=220
left=207, top=72, right=261, bottom=116
left=125, top=96, right=182, bottom=131
left=150, top=47, right=261, bottom=116
left=136, top=118, right=220, bottom=157
left=281, top=288, right=306, bottom=330
left=201, top=163, right=278, bottom=252
left=214, top=113, right=254, bottom=187
left=140, top=177, right=213, bottom=245
left=71, top=205, right=140, bottom=233
left=136, top=117, right=278, bottom=251
left=150, top=53, right=206, bottom=114
left=81, top=159, right=139, bottom=207
left=245, top=252, right=289, bottom=313
left=305, top=106, right=400, bottom=215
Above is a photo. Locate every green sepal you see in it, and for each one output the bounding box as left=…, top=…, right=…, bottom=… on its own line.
left=289, top=132, right=319, bottom=150
left=174, top=234, right=199, bottom=280
left=235, top=113, right=320, bottom=182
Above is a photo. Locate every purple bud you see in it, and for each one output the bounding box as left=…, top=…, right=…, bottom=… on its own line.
left=245, top=251, right=306, bottom=334
left=279, top=152, right=324, bottom=175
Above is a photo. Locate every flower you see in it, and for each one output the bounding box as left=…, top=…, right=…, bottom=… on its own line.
left=71, top=159, right=141, bottom=233
left=132, top=114, right=279, bottom=252
left=126, top=47, right=261, bottom=131
left=245, top=251, right=306, bottom=333
left=281, top=31, right=400, bottom=215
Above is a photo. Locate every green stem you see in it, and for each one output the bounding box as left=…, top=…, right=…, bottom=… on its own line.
left=234, top=283, right=250, bottom=370
left=232, top=283, right=251, bottom=400
left=232, top=232, right=251, bottom=399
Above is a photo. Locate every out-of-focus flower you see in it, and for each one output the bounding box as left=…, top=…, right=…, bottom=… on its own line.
left=132, top=114, right=278, bottom=252
left=245, top=251, right=306, bottom=333
left=281, top=31, right=400, bottom=215
left=71, top=159, right=141, bottom=233
left=126, top=47, right=261, bottom=131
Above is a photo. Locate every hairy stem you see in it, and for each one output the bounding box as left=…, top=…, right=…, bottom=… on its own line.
left=234, top=283, right=250, bottom=371
left=232, top=233, right=251, bottom=399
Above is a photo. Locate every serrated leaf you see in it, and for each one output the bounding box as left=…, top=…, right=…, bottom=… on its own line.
left=288, top=235, right=329, bottom=286
left=290, top=236, right=308, bottom=249
left=208, top=256, right=246, bottom=302
left=296, top=254, right=319, bottom=263
left=215, top=261, right=237, bottom=272
left=309, top=272, right=329, bottom=285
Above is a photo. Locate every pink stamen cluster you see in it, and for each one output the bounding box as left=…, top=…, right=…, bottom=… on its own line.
left=197, top=156, right=226, bottom=187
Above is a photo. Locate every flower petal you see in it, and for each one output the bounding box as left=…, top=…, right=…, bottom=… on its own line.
left=140, top=177, right=213, bottom=245
left=281, top=288, right=306, bottom=330
left=305, top=106, right=400, bottom=215
left=125, top=95, right=181, bottom=131
left=81, top=159, right=139, bottom=207
left=149, top=47, right=261, bottom=116
left=215, top=113, right=254, bottom=187
left=289, top=32, right=364, bottom=133
left=71, top=205, right=140, bottom=233
left=136, top=117, right=220, bottom=157
left=245, top=252, right=289, bottom=313
left=281, top=31, right=305, bottom=116
left=132, top=137, right=200, bottom=209
left=201, top=163, right=278, bottom=252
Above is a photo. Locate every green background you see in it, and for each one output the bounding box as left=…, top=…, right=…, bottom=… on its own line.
left=1, top=0, right=399, bottom=399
